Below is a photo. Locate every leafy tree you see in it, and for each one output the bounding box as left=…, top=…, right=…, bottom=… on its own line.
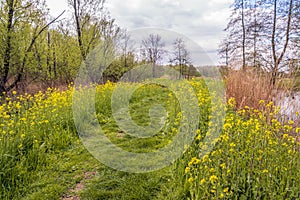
left=103, top=52, right=137, bottom=82
left=47, top=24, right=82, bottom=84
left=68, top=0, right=106, bottom=60
left=0, top=0, right=63, bottom=94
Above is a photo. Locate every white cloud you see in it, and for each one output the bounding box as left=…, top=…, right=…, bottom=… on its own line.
left=105, top=0, right=233, bottom=64
left=46, top=0, right=68, bottom=17
left=46, top=0, right=233, bottom=65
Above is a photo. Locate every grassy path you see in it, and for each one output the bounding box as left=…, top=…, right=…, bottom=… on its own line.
left=17, top=83, right=177, bottom=200
left=21, top=142, right=172, bottom=200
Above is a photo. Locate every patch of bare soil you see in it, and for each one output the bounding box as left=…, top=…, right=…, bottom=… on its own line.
left=62, top=172, right=97, bottom=200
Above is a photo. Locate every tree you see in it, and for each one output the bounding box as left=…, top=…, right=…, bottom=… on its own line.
left=246, top=0, right=266, bottom=68
left=170, top=38, right=191, bottom=78
left=46, top=23, right=82, bottom=85
left=0, top=0, right=64, bottom=94
left=68, top=0, right=106, bottom=60
left=269, top=0, right=294, bottom=86
left=114, top=29, right=135, bottom=81
left=218, top=39, right=230, bottom=67
left=220, top=0, right=299, bottom=86
left=141, top=34, right=165, bottom=77
left=103, top=52, right=136, bottom=82
left=240, top=0, right=247, bottom=69
left=117, top=29, right=132, bottom=69
left=221, top=0, right=273, bottom=69
left=222, top=0, right=248, bottom=69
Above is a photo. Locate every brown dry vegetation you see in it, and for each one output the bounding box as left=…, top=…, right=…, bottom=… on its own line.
left=224, top=68, right=295, bottom=109
left=225, top=68, right=272, bottom=109
left=225, top=68, right=300, bottom=126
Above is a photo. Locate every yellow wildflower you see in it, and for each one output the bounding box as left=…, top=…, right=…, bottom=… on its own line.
left=220, top=163, right=226, bottom=169
left=200, top=178, right=206, bottom=185
left=209, top=175, right=218, bottom=184
left=188, top=177, right=193, bottom=183
left=185, top=167, right=190, bottom=174
left=223, top=187, right=229, bottom=193
left=230, top=143, right=236, bottom=147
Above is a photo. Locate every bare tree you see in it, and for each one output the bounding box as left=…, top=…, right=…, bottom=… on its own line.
left=220, top=0, right=298, bottom=87
left=270, top=0, right=294, bottom=86
left=141, top=34, right=165, bottom=77
left=170, top=38, right=191, bottom=79
left=240, top=0, right=247, bottom=69
left=223, top=0, right=248, bottom=69
left=218, top=39, right=231, bottom=67
left=246, top=0, right=264, bottom=68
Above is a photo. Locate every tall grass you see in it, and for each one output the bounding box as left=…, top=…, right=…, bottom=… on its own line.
left=0, top=89, right=76, bottom=199
left=225, top=68, right=273, bottom=109
left=225, top=68, right=300, bottom=126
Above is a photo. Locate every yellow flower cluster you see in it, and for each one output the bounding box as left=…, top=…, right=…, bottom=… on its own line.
left=182, top=95, right=300, bottom=199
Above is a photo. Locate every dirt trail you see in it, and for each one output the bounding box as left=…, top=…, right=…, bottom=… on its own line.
left=62, top=172, right=97, bottom=200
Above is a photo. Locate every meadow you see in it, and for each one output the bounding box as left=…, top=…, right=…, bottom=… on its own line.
left=0, top=79, right=300, bottom=199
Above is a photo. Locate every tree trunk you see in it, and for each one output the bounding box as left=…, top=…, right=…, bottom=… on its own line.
left=73, top=0, right=86, bottom=60
left=47, top=31, right=52, bottom=76
left=0, top=0, right=15, bottom=95
left=271, top=0, right=278, bottom=86
left=152, top=63, right=156, bottom=78
left=253, top=0, right=257, bottom=68
left=241, top=0, right=246, bottom=69
left=271, top=0, right=293, bottom=86
left=53, top=47, right=57, bottom=79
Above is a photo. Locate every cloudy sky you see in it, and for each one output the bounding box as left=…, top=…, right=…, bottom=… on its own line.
left=46, top=0, right=233, bottom=65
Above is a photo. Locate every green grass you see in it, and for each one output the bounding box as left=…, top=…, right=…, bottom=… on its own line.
left=80, top=168, right=172, bottom=200
left=22, top=143, right=100, bottom=200
left=22, top=142, right=171, bottom=200
left=278, top=75, right=300, bottom=91
left=1, top=79, right=300, bottom=200
left=293, top=75, right=300, bottom=91
left=0, top=81, right=183, bottom=199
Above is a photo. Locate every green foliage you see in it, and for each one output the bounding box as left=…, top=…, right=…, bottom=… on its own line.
left=103, top=53, right=137, bottom=82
